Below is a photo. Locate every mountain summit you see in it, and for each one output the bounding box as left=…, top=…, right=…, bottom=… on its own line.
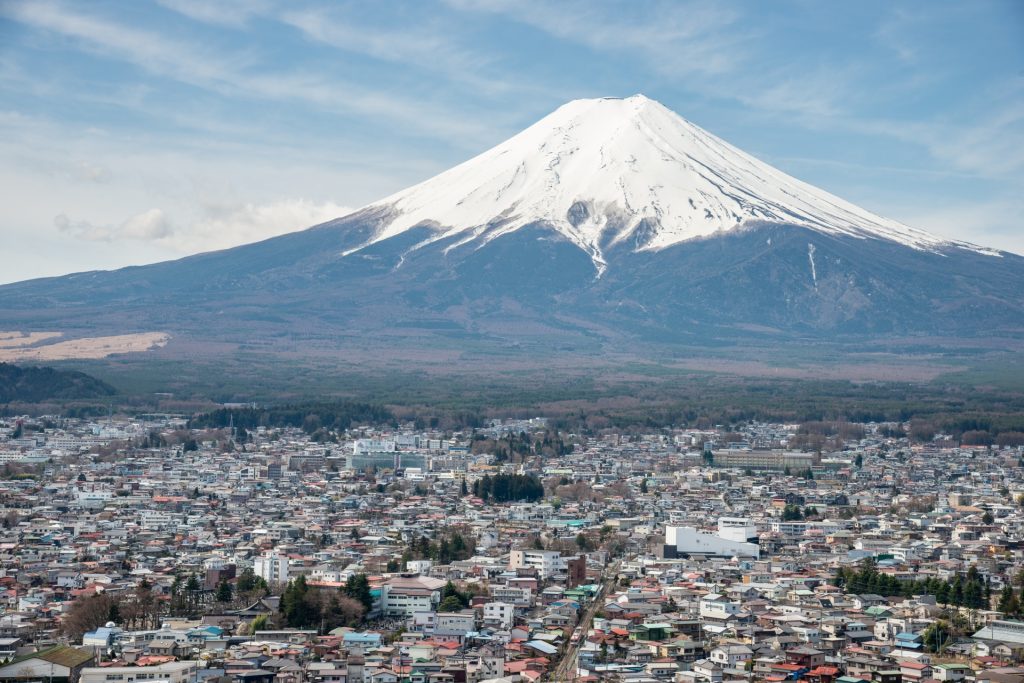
left=351, top=95, right=973, bottom=275
left=1, top=95, right=1021, bottom=369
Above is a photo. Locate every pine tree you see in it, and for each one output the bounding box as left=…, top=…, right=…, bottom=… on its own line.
left=216, top=580, right=234, bottom=603
left=344, top=574, right=373, bottom=612
left=999, top=585, right=1019, bottom=615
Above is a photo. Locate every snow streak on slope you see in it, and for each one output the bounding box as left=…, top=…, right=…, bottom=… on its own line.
left=351, top=95, right=963, bottom=273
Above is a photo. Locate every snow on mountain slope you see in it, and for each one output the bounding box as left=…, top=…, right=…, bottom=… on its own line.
left=351, top=94, right=967, bottom=273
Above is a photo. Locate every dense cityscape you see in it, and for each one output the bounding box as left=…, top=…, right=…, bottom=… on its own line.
left=3, top=412, right=1024, bottom=683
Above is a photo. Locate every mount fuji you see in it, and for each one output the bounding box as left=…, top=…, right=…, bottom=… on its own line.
left=355, top=95, right=970, bottom=273
left=2, top=95, right=1022, bottom=369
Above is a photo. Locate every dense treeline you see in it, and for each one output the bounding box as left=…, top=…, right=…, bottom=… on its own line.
left=472, top=473, right=544, bottom=502
left=0, top=363, right=115, bottom=403
left=393, top=531, right=476, bottom=568
left=835, top=561, right=991, bottom=609
left=279, top=574, right=372, bottom=631
left=8, top=359, right=1024, bottom=441
left=189, top=401, right=394, bottom=432
left=470, top=429, right=573, bottom=462
left=543, top=378, right=1024, bottom=438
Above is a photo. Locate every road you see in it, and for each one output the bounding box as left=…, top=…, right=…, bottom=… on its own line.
left=548, top=561, right=620, bottom=682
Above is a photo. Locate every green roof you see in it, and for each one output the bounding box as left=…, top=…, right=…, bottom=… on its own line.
left=9, top=646, right=94, bottom=669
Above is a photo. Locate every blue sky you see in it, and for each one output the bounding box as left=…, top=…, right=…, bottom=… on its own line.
left=1, top=0, right=1022, bottom=283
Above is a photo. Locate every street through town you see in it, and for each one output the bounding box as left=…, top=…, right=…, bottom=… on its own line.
left=548, top=562, right=621, bottom=682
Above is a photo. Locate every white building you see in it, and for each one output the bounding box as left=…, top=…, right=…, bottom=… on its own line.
left=254, top=551, right=290, bottom=585
left=663, top=525, right=759, bottom=559
left=380, top=575, right=445, bottom=617
left=699, top=594, right=742, bottom=620
left=80, top=661, right=198, bottom=683
left=434, top=611, right=476, bottom=642
left=717, top=517, right=759, bottom=543
left=406, top=560, right=433, bottom=574
left=509, top=549, right=564, bottom=578
left=483, top=601, right=515, bottom=629
left=709, top=645, right=753, bottom=668
left=74, top=489, right=113, bottom=509
left=353, top=439, right=395, bottom=455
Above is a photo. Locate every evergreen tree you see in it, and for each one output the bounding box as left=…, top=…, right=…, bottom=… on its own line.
left=999, top=585, right=1019, bottom=615
left=343, top=574, right=373, bottom=613
left=216, top=580, right=234, bottom=603
left=281, top=576, right=315, bottom=628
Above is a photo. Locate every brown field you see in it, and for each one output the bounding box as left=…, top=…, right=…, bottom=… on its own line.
left=0, top=331, right=170, bottom=361
left=0, top=331, right=63, bottom=348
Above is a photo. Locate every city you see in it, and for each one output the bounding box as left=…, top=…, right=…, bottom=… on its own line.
left=2, top=412, right=1024, bottom=683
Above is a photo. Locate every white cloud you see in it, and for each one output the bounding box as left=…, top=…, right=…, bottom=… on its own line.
left=68, top=160, right=112, bottom=183
left=155, top=0, right=269, bottom=28
left=53, top=200, right=351, bottom=252
left=180, top=198, right=353, bottom=251
left=55, top=208, right=174, bottom=242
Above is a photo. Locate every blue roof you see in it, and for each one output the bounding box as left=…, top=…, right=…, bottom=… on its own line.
left=83, top=627, right=115, bottom=642
left=524, top=640, right=559, bottom=655
left=190, top=625, right=223, bottom=636
left=343, top=632, right=382, bottom=643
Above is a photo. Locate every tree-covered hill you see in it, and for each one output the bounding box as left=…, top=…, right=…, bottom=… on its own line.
left=0, top=363, right=117, bottom=402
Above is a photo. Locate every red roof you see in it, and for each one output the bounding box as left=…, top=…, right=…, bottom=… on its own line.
left=902, top=662, right=929, bottom=670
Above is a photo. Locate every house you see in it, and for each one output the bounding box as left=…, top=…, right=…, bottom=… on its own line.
left=786, top=646, right=825, bottom=668
left=933, top=663, right=971, bottom=681
left=898, top=660, right=932, bottom=681
left=691, top=658, right=723, bottom=683
left=993, top=643, right=1024, bottom=663
left=852, top=595, right=888, bottom=610
left=708, top=644, right=752, bottom=669
left=0, top=646, right=95, bottom=683
left=147, top=638, right=189, bottom=658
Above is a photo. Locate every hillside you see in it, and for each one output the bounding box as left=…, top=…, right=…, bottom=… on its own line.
left=0, top=363, right=117, bottom=403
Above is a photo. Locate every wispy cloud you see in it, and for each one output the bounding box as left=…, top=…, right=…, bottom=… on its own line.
left=846, top=96, right=1024, bottom=178
left=2, top=0, right=501, bottom=146
left=447, top=0, right=747, bottom=79
left=54, top=199, right=352, bottom=250
left=180, top=198, right=353, bottom=251
left=155, top=0, right=270, bottom=28
left=55, top=208, right=174, bottom=242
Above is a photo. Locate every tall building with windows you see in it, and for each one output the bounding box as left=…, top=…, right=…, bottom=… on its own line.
left=254, top=550, right=289, bottom=585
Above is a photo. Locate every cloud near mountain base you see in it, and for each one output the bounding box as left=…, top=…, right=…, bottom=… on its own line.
left=54, top=198, right=352, bottom=252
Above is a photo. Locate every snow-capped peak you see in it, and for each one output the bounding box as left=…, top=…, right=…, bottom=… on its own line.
left=351, top=94, right=959, bottom=273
